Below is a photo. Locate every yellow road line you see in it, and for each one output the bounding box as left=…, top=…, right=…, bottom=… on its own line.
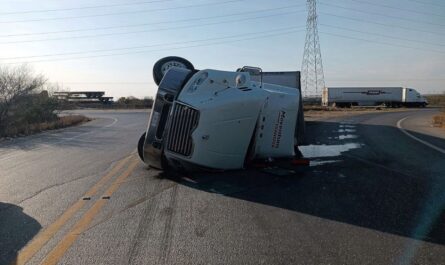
left=12, top=155, right=133, bottom=265
left=41, top=158, right=139, bottom=265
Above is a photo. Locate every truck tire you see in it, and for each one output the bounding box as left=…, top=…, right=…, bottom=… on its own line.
left=137, top=132, right=146, bottom=162
left=153, top=56, right=195, bottom=85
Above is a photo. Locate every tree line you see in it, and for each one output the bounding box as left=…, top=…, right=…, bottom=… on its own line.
left=116, top=96, right=153, bottom=109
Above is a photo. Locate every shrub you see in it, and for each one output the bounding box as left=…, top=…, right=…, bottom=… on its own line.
left=116, top=96, right=153, bottom=109
left=432, top=111, right=445, bottom=128
left=425, top=94, right=445, bottom=107
left=0, top=65, right=60, bottom=136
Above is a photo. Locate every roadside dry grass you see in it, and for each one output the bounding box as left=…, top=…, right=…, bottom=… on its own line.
left=432, top=111, right=445, bottom=128
left=2, top=115, right=90, bottom=138
left=304, top=107, right=412, bottom=121
left=425, top=94, right=445, bottom=107
left=304, top=105, right=400, bottom=112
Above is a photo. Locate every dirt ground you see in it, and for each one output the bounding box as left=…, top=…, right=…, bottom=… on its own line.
left=303, top=107, right=414, bottom=121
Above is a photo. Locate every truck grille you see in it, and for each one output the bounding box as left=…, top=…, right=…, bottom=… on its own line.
left=167, top=102, right=199, bottom=156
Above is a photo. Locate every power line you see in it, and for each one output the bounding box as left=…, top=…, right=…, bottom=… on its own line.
left=344, top=0, right=445, bottom=18
left=1, top=26, right=300, bottom=60
left=58, top=77, right=445, bottom=85
left=0, top=0, right=243, bottom=24
left=8, top=29, right=304, bottom=64
left=58, top=78, right=445, bottom=84
left=319, top=31, right=445, bottom=54
left=0, top=10, right=303, bottom=45
left=405, top=0, right=445, bottom=8
left=58, top=82, right=155, bottom=84
left=319, top=2, right=445, bottom=28
left=0, top=0, right=176, bottom=15
left=320, top=12, right=445, bottom=36
left=0, top=4, right=303, bottom=38
left=3, top=27, right=304, bottom=64
left=320, top=24, right=445, bottom=47
left=328, top=78, right=445, bottom=81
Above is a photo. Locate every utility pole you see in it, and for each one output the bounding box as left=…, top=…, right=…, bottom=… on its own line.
left=301, top=0, right=325, bottom=97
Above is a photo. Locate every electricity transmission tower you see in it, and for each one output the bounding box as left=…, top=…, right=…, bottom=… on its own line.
left=301, top=0, right=325, bottom=97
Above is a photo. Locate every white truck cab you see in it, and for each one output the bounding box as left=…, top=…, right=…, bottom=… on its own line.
left=403, top=87, right=428, bottom=105
left=138, top=57, right=304, bottom=171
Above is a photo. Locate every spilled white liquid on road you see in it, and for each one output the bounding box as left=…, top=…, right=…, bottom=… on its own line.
left=310, top=159, right=343, bottom=166
left=339, top=134, right=358, bottom=140
left=300, top=143, right=362, bottom=158
left=338, top=128, right=356, bottom=133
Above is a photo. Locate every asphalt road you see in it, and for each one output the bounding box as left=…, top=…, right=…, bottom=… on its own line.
left=0, top=108, right=444, bottom=265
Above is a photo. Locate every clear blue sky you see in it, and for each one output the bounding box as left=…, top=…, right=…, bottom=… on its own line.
left=0, top=0, right=444, bottom=99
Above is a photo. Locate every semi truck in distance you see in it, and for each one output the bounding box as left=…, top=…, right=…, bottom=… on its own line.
left=322, top=87, right=428, bottom=108
left=138, top=56, right=305, bottom=171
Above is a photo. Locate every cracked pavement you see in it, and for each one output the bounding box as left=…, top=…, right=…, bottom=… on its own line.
left=1, top=109, right=444, bottom=265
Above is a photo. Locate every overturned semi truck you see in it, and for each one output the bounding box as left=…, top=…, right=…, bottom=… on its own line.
left=137, top=57, right=305, bottom=171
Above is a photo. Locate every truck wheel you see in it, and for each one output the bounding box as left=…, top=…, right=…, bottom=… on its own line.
left=153, top=56, right=195, bottom=85
left=137, top=132, right=146, bottom=162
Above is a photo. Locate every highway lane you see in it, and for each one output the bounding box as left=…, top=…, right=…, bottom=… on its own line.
left=0, top=110, right=149, bottom=265
left=0, top=108, right=444, bottom=265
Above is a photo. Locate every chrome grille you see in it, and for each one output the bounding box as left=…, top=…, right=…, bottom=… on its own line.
left=167, top=102, right=199, bottom=156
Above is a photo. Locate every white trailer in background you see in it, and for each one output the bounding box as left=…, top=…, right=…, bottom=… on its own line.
left=322, top=87, right=428, bottom=107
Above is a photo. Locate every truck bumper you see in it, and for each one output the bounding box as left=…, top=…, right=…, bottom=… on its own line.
left=142, top=68, right=194, bottom=169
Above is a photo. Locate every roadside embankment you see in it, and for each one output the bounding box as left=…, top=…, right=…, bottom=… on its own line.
left=433, top=111, right=445, bottom=128
left=304, top=106, right=413, bottom=121
left=425, top=94, right=445, bottom=108
left=0, top=115, right=90, bottom=138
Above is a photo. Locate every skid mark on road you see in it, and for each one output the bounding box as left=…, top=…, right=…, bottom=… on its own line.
left=158, top=185, right=178, bottom=265
left=127, top=176, right=162, bottom=265
left=85, top=181, right=177, bottom=234
left=126, top=176, right=180, bottom=265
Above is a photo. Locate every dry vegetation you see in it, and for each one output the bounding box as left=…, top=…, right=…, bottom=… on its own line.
left=2, top=115, right=90, bottom=137
left=424, top=94, right=445, bottom=128
left=432, top=111, right=445, bottom=128
left=116, top=96, right=153, bottom=109
left=304, top=106, right=413, bottom=121
left=425, top=94, right=445, bottom=107
left=0, top=65, right=91, bottom=138
left=303, top=105, right=386, bottom=111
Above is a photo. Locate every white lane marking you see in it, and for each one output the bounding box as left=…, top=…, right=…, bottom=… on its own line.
left=105, top=117, right=118, bottom=127
left=397, top=117, right=445, bottom=154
